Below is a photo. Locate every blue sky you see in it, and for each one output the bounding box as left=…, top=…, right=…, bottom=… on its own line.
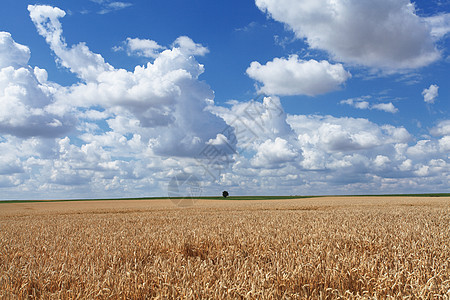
left=0, top=0, right=449, bottom=199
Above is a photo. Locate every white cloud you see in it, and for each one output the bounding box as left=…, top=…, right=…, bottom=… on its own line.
left=0, top=150, right=23, bottom=175
left=206, top=134, right=231, bottom=147
left=251, top=137, right=299, bottom=168
left=98, top=1, right=133, bottom=14
left=399, top=159, right=413, bottom=171
left=0, top=32, right=30, bottom=69
left=173, top=36, right=209, bottom=56
left=374, top=155, right=390, bottom=168
left=424, top=13, right=450, bottom=38
left=114, top=37, right=165, bottom=58
left=28, top=5, right=234, bottom=158
left=371, top=102, right=398, bottom=113
left=77, top=109, right=110, bottom=121
left=255, top=0, right=442, bottom=70
left=288, top=115, right=411, bottom=154
left=246, top=55, right=350, bottom=96
left=430, top=120, right=450, bottom=136
left=340, top=96, right=398, bottom=113
left=113, top=36, right=209, bottom=58
left=439, top=136, right=450, bottom=152
left=2, top=96, right=450, bottom=199
left=105, top=2, right=132, bottom=9
left=0, top=32, right=75, bottom=137
left=284, top=115, right=448, bottom=192
left=340, top=97, right=370, bottom=110
left=428, top=120, right=450, bottom=154
left=406, top=140, right=439, bottom=159
left=213, top=105, right=449, bottom=195
left=354, top=101, right=370, bottom=110
left=209, top=96, right=294, bottom=150
left=84, top=0, right=132, bottom=14
left=28, top=5, right=114, bottom=82
left=214, top=101, right=422, bottom=189
left=422, top=84, right=439, bottom=104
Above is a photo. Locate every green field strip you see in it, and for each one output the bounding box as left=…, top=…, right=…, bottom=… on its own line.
left=1, top=193, right=448, bottom=204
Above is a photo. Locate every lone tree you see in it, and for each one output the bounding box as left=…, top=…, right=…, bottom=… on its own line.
left=222, top=191, right=229, bottom=198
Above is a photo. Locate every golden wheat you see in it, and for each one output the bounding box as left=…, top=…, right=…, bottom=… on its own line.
left=0, top=197, right=449, bottom=299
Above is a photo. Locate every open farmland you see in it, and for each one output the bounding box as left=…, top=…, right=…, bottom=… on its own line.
left=1, top=196, right=449, bottom=299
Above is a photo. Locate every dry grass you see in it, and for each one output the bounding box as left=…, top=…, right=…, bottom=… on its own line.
left=0, top=197, right=449, bottom=299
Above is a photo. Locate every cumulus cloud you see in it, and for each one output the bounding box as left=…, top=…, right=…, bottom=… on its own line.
left=439, top=136, right=450, bottom=152
left=210, top=96, right=294, bottom=150
left=212, top=97, right=445, bottom=192
left=288, top=115, right=411, bottom=154
left=29, top=5, right=114, bottom=82
left=28, top=5, right=234, bottom=158
left=113, top=37, right=165, bottom=58
left=251, top=137, right=299, bottom=168
left=0, top=146, right=23, bottom=175
left=373, top=155, right=391, bottom=168
left=2, top=93, right=450, bottom=198
left=430, top=120, right=450, bottom=136
left=422, top=84, right=439, bottom=104
left=255, top=0, right=442, bottom=70
left=0, top=32, right=75, bottom=137
left=283, top=114, right=449, bottom=192
left=246, top=55, right=350, bottom=96
left=0, top=32, right=30, bottom=69
left=172, top=36, right=209, bottom=56
left=371, top=103, right=398, bottom=113
left=212, top=102, right=449, bottom=195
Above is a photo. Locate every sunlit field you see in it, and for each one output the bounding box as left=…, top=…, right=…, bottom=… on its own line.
left=1, top=196, right=449, bottom=299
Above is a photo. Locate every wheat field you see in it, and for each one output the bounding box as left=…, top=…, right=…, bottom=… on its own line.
left=0, top=196, right=449, bottom=299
